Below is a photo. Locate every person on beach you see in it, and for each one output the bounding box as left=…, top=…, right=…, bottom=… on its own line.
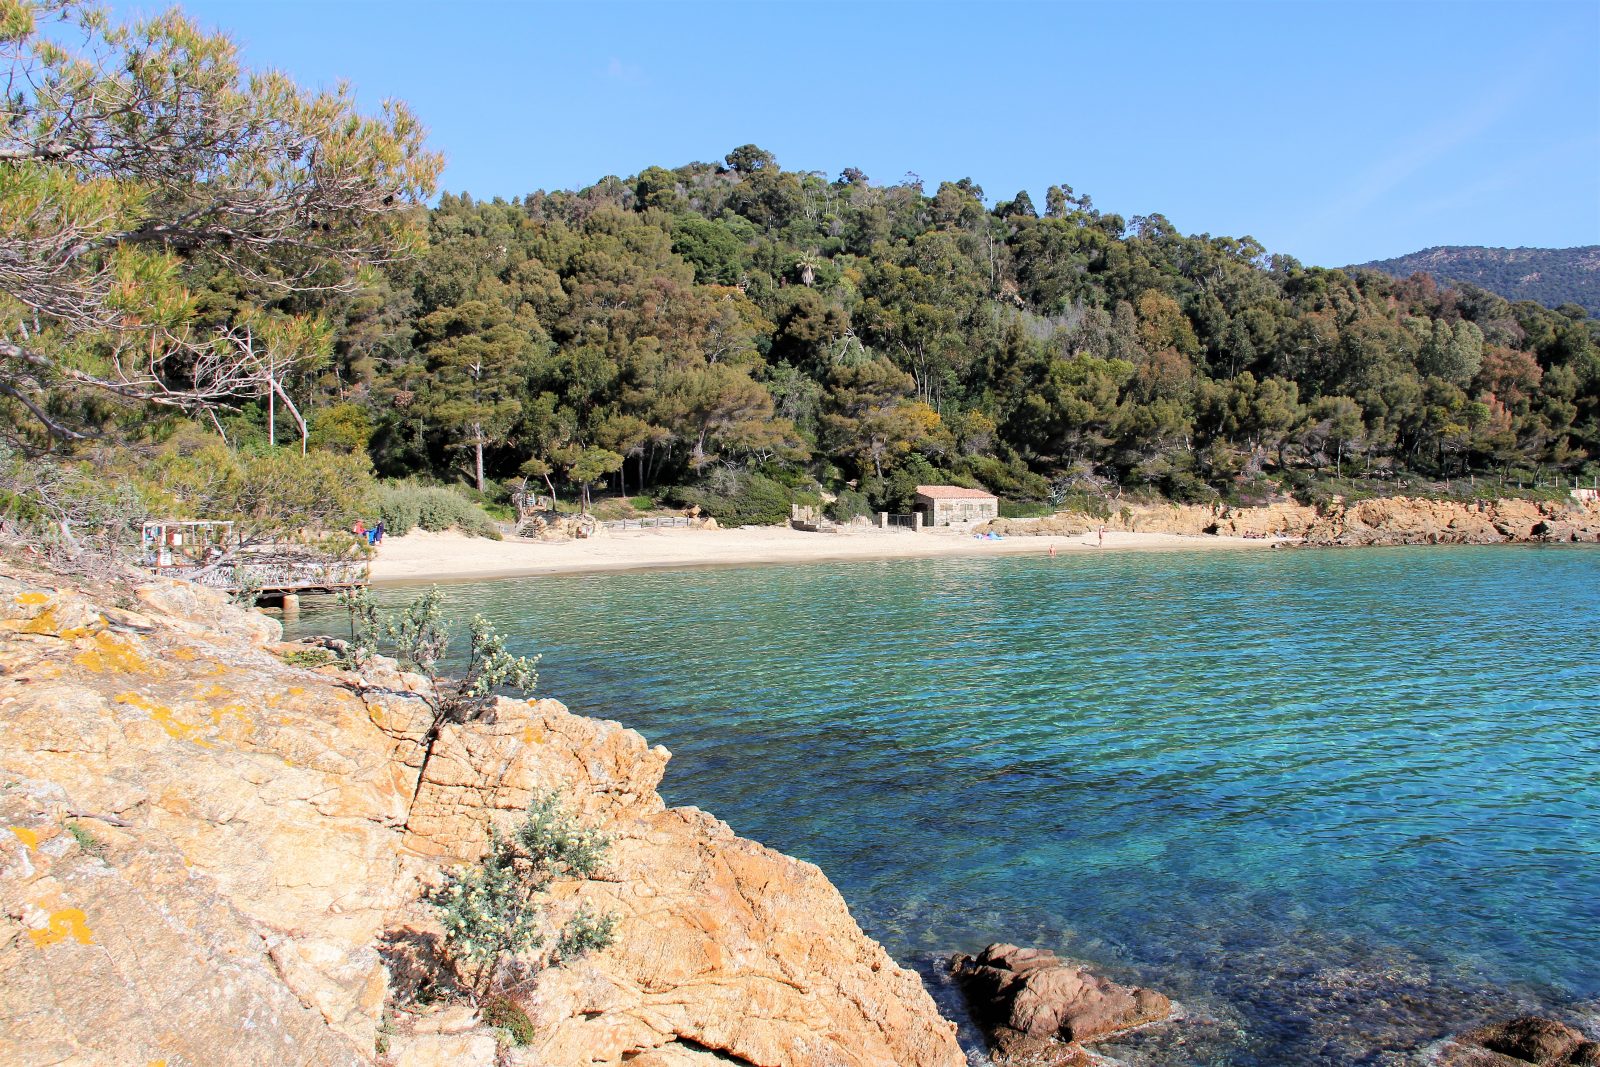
left=373, top=521, right=385, bottom=545
left=353, top=519, right=366, bottom=539
left=1098, top=526, right=1104, bottom=548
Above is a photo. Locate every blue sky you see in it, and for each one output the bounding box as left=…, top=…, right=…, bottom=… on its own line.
left=108, top=0, right=1599, bottom=266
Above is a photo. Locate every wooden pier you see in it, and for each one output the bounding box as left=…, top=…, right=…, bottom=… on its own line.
left=156, top=557, right=369, bottom=597
left=141, top=519, right=368, bottom=603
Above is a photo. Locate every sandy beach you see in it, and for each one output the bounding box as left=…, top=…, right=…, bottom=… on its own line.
left=366, top=524, right=1279, bottom=585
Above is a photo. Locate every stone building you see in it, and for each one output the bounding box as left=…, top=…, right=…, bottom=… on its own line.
left=914, top=485, right=999, bottom=526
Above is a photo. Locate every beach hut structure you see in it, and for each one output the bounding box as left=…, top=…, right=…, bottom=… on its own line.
left=913, top=485, right=999, bottom=527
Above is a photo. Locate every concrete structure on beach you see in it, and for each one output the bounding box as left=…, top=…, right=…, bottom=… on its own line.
left=914, top=485, right=999, bottom=526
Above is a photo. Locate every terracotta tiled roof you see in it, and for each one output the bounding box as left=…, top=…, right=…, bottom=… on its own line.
left=914, top=485, right=996, bottom=500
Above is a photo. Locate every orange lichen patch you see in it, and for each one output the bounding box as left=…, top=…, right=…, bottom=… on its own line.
left=191, top=684, right=231, bottom=701
left=73, top=632, right=158, bottom=676
left=16, top=591, right=49, bottom=605
left=209, top=705, right=256, bottom=743
left=28, top=907, right=95, bottom=948
left=10, top=826, right=41, bottom=849
left=170, top=646, right=197, bottom=661
left=522, top=726, right=546, bottom=746
left=114, top=692, right=213, bottom=748
left=18, top=607, right=97, bottom=641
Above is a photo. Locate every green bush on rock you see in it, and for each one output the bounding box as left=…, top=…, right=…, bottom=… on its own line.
left=431, top=793, right=618, bottom=1002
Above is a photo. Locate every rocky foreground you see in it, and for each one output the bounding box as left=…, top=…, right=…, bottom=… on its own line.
left=983, top=494, right=1600, bottom=547
left=0, top=563, right=963, bottom=1066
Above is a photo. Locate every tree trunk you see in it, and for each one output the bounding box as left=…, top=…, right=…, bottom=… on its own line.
left=472, top=422, right=485, bottom=493
left=270, top=377, right=308, bottom=456
left=207, top=408, right=230, bottom=445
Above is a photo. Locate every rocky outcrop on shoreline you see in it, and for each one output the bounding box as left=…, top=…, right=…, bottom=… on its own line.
left=0, top=564, right=963, bottom=1066
left=950, top=943, right=1172, bottom=1065
left=982, top=494, right=1600, bottom=547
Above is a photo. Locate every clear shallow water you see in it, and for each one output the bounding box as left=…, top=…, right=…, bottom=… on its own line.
left=289, top=547, right=1600, bottom=1065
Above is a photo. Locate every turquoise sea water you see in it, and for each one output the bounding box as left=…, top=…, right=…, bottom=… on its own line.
left=288, top=546, right=1600, bottom=1065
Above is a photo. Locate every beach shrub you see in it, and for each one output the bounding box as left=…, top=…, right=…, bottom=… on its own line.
left=669, top=470, right=815, bottom=526
left=376, top=483, right=502, bottom=538
left=999, top=499, right=1055, bottom=519
left=825, top=487, right=872, bottom=523
left=431, top=793, right=617, bottom=1000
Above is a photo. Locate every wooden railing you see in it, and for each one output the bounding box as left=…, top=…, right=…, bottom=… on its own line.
left=598, top=515, right=693, bottom=532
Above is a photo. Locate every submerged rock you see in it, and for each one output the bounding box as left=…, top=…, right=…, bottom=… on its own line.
left=949, top=942, right=1171, bottom=1065
left=1445, top=1016, right=1600, bottom=1066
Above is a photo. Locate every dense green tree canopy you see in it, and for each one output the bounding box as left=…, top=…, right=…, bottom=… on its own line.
left=336, top=147, right=1591, bottom=509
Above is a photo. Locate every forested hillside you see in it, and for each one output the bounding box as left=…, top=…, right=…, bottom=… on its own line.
left=1354, top=246, right=1600, bottom=318
left=308, top=149, right=1600, bottom=516
left=7, top=110, right=1599, bottom=524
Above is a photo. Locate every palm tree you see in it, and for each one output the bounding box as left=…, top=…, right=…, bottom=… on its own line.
left=795, top=250, right=821, bottom=288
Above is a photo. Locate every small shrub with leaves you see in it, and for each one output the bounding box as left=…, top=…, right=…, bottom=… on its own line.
left=64, top=820, right=106, bottom=856
left=331, top=586, right=538, bottom=821
left=431, top=793, right=617, bottom=1001
left=338, top=585, right=382, bottom=661
left=280, top=647, right=335, bottom=669
left=479, top=995, right=536, bottom=1046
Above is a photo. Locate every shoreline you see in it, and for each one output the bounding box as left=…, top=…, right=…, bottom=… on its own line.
left=366, top=525, right=1280, bottom=585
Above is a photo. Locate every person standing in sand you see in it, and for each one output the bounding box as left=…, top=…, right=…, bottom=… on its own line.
left=1098, top=526, right=1104, bottom=548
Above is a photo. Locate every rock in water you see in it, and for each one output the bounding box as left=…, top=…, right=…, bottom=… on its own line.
left=949, top=943, right=1171, bottom=1065
left=1452, top=1016, right=1600, bottom=1065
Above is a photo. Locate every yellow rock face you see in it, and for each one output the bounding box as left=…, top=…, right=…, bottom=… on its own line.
left=986, top=495, right=1600, bottom=546
left=0, top=569, right=964, bottom=1067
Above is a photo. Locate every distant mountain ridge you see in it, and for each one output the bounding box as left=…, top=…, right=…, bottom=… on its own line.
left=1352, top=245, right=1599, bottom=316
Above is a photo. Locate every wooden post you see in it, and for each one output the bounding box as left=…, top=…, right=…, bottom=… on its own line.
left=913, top=512, right=923, bottom=532
left=280, top=593, right=300, bottom=617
